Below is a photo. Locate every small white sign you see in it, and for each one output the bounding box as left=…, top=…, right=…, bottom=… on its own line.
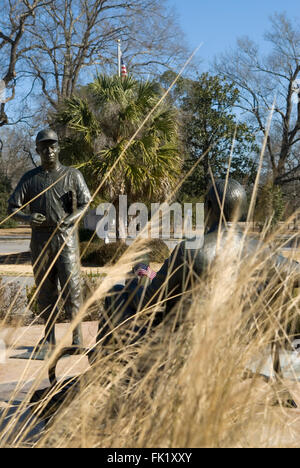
left=291, top=79, right=300, bottom=104
left=0, top=80, right=6, bottom=104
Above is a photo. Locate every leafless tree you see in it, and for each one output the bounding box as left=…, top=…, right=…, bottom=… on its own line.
left=22, top=0, right=190, bottom=109
left=0, top=0, right=53, bottom=127
left=0, top=0, right=191, bottom=128
left=214, top=13, right=300, bottom=187
left=0, top=126, right=36, bottom=186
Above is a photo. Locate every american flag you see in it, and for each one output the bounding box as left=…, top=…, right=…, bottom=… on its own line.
left=135, top=263, right=157, bottom=280
left=121, top=57, right=128, bottom=77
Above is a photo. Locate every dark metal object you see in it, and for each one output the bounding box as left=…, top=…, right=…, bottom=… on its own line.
left=270, top=339, right=297, bottom=408
left=8, top=128, right=91, bottom=350
left=48, top=346, right=87, bottom=387
left=98, top=179, right=300, bottom=407
left=36, top=128, right=59, bottom=143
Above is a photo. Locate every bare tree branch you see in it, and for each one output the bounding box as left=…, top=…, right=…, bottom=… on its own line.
left=23, top=145, right=38, bottom=167
left=214, top=12, right=300, bottom=187
left=0, top=0, right=55, bottom=126
left=22, top=0, right=190, bottom=109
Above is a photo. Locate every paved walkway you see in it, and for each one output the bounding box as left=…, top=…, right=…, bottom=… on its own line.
left=0, top=321, right=98, bottom=397
left=0, top=321, right=98, bottom=446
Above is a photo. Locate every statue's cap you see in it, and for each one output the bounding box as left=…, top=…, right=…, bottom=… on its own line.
left=36, top=128, right=58, bottom=143
left=205, top=179, right=248, bottom=222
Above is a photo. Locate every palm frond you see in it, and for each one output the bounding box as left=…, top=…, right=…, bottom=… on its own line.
left=56, top=96, right=100, bottom=144
left=89, top=74, right=136, bottom=108
left=53, top=74, right=182, bottom=201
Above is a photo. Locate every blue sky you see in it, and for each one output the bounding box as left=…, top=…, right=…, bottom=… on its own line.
left=167, top=0, right=300, bottom=68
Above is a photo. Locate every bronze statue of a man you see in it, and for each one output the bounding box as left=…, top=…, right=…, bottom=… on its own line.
left=8, top=128, right=91, bottom=356
left=94, top=179, right=300, bottom=351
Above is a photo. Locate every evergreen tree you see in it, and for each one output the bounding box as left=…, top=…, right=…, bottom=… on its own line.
left=54, top=74, right=181, bottom=205
left=160, top=72, right=258, bottom=201
left=0, top=172, right=17, bottom=228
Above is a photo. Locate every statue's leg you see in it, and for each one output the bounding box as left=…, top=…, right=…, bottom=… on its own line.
left=58, top=248, right=83, bottom=347
left=271, top=336, right=297, bottom=408
left=271, top=341, right=282, bottom=378
left=98, top=279, right=144, bottom=347
left=34, top=269, right=59, bottom=345
left=97, top=284, right=127, bottom=346
left=31, top=233, right=59, bottom=351
left=88, top=280, right=148, bottom=365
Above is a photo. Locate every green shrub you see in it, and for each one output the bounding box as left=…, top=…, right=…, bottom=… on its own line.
left=255, top=181, right=284, bottom=229
left=78, top=228, right=99, bottom=243
left=143, top=239, right=170, bottom=263
left=0, top=174, right=18, bottom=228
left=80, top=238, right=105, bottom=264
left=0, top=193, right=18, bottom=228
left=0, top=217, right=18, bottom=229
left=81, top=240, right=128, bottom=266
left=80, top=238, right=170, bottom=267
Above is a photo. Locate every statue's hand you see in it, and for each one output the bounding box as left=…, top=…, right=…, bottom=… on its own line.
left=30, top=213, right=46, bottom=226
left=59, top=216, right=72, bottom=229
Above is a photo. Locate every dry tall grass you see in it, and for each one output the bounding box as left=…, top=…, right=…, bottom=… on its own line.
left=1, top=221, right=300, bottom=448
left=1, top=46, right=300, bottom=448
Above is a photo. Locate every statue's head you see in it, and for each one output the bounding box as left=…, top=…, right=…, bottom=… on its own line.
left=36, top=128, right=59, bottom=169
left=204, top=179, right=248, bottom=230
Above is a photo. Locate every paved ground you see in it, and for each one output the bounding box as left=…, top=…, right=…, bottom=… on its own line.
left=0, top=321, right=97, bottom=389
left=0, top=321, right=98, bottom=446
left=0, top=240, right=30, bottom=255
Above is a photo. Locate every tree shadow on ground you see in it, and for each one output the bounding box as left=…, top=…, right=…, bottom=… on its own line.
left=0, top=375, right=81, bottom=447
left=0, top=399, right=45, bottom=447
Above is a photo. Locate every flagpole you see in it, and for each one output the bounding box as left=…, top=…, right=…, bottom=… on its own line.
left=117, top=39, right=121, bottom=77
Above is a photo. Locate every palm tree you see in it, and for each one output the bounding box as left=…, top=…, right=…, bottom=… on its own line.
left=54, top=75, right=182, bottom=206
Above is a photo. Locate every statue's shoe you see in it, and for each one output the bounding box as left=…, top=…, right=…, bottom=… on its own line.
left=72, top=327, right=83, bottom=347
left=33, top=340, right=56, bottom=360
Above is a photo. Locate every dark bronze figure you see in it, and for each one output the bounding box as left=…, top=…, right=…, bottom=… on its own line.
left=95, top=180, right=300, bottom=390
left=8, top=128, right=91, bottom=357
left=42, top=179, right=300, bottom=410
